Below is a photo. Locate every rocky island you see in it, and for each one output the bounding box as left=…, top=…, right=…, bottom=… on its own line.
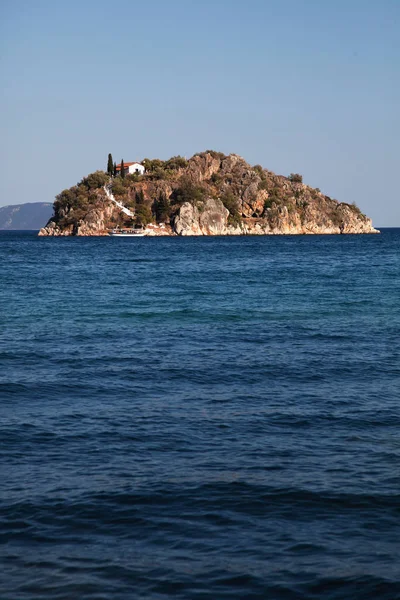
left=39, top=152, right=379, bottom=236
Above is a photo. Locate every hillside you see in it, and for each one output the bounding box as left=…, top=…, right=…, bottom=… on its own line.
left=39, top=152, right=378, bottom=236
left=1, top=203, right=53, bottom=230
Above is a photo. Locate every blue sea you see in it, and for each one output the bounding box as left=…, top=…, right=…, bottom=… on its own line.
left=1, top=230, right=399, bottom=600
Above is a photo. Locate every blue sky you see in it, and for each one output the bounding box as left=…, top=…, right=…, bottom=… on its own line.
left=1, top=0, right=399, bottom=225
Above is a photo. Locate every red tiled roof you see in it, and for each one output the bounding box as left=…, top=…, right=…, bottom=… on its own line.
left=116, top=162, right=142, bottom=169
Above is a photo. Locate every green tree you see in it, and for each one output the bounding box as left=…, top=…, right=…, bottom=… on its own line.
left=221, top=191, right=241, bottom=223
left=135, top=189, right=145, bottom=205
left=111, top=177, right=126, bottom=197
left=164, top=155, right=188, bottom=170
left=154, top=192, right=170, bottom=223
left=142, top=158, right=165, bottom=172
left=204, top=150, right=226, bottom=160
left=171, top=178, right=207, bottom=206
left=107, top=153, right=113, bottom=176
left=120, top=159, right=125, bottom=178
left=82, top=171, right=109, bottom=190
left=135, top=205, right=153, bottom=226
left=113, top=162, right=117, bottom=177
left=288, top=173, right=303, bottom=183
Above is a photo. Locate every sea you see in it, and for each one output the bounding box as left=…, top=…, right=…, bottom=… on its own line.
left=0, top=229, right=399, bottom=600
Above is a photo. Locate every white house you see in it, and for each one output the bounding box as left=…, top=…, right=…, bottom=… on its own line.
left=116, top=162, right=145, bottom=176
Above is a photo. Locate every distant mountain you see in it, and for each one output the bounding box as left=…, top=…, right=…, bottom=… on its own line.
left=0, top=203, right=53, bottom=230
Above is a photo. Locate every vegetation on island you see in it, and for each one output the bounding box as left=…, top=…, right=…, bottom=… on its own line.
left=55, top=171, right=109, bottom=228
left=107, top=153, right=113, bottom=177
left=48, top=150, right=370, bottom=234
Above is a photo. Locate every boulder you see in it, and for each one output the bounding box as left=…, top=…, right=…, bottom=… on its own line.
left=174, top=199, right=229, bottom=236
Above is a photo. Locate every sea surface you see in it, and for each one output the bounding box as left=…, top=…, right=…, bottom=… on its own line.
left=0, top=230, right=399, bottom=600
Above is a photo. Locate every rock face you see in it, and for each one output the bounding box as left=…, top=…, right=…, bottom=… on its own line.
left=174, top=199, right=229, bottom=236
left=39, top=153, right=379, bottom=236
left=39, top=203, right=117, bottom=236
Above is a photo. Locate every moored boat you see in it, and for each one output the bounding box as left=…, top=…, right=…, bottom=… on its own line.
left=108, top=228, right=147, bottom=237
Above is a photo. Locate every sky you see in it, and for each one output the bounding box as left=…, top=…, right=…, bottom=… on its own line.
left=1, top=0, right=399, bottom=226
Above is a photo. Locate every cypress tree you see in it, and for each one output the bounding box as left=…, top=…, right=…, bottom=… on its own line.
left=120, top=159, right=125, bottom=178
left=136, top=189, right=145, bottom=204
left=155, top=192, right=170, bottom=223
left=107, top=153, right=113, bottom=176
left=113, top=162, right=117, bottom=177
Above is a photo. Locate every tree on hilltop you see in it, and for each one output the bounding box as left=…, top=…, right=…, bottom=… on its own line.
left=120, top=159, right=125, bottom=178
left=113, top=162, right=117, bottom=177
left=107, top=153, right=113, bottom=176
left=288, top=173, right=303, bottom=183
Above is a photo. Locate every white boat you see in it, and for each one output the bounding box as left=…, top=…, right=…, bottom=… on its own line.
left=109, top=228, right=147, bottom=237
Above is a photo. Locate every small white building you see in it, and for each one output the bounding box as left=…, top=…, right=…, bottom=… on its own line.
left=116, top=162, right=145, bottom=176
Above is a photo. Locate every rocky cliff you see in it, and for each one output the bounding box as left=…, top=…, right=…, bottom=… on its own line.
left=39, top=152, right=379, bottom=236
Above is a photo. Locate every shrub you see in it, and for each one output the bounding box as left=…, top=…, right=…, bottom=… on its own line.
left=263, top=188, right=284, bottom=213
left=142, top=158, right=165, bottom=172
left=59, top=206, right=88, bottom=227
left=81, top=171, right=109, bottom=190
left=258, top=180, right=269, bottom=191
left=153, top=193, right=171, bottom=223
left=210, top=172, right=221, bottom=184
left=263, top=199, right=274, bottom=211
left=149, top=167, right=167, bottom=180
left=126, top=172, right=143, bottom=183
left=288, top=173, right=303, bottom=183
left=253, top=165, right=267, bottom=181
left=205, top=150, right=226, bottom=160
left=55, top=185, right=95, bottom=213
left=111, top=178, right=126, bottom=197
left=228, top=213, right=242, bottom=227
left=71, top=208, right=87, bottom=222
left=330, top=208, right=343, bottom=227
left=171, top=178, right=207, bottom=206
left=267, top=187, right=283, bottom=203
left=135, top=190, right=145, bottom=205
left=53, top=169, right=111, bottom=224
left=351, top=201, right=363, bottom=215
left=221, top=191, right=241, bottom=220
left=164, top=156, right=188, bottom=170
left=77, top=193, right=90, bottom=207
left=125, top=197, right=136, bottom=210
left=55, top=188, right=77, bottom=210
left=135, top=205, right=153, bottom=226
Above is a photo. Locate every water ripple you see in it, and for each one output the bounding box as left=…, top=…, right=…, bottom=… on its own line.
left=1, top=230, right=400, bottom=599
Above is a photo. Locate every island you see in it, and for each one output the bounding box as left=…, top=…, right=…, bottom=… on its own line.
left=39, top=152, right=379, bottom=236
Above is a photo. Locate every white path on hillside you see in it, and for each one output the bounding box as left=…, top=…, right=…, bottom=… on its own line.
left=104, top=183, right=135, bottom=217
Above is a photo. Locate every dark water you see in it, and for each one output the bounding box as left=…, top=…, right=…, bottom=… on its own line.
left=1, top=230, right=399, bottom=600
